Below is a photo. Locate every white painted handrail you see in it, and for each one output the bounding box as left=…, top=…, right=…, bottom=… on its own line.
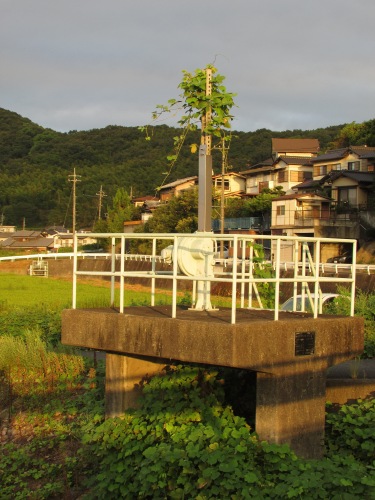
left=67, top=232, right=358, bottom=324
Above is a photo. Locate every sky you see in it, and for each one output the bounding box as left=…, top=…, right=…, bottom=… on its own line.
left=2, top=0, right=375, bottom=134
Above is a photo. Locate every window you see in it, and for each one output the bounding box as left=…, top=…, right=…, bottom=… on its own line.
left=290, top=171, right=313, bottom=182
left=332, top=163, right=342, bottom=171
left=259, top=181, right=269, bottom=192
left=216, top=178, right=230, bottom=190
left=338, top=187, right=356, bottom=205
left=278, top=171, right=287, bottom=183
left=315, top=165, right=327, bottom=176
left=276, top=205, right=285, bottom=216
left=347, top=161, right=360, bottom=171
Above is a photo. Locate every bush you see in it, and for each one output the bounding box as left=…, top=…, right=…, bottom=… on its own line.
left=81, top=365, right=375, bottom=499
left=325, top=398, right=375, bottom=463
left=327, top=288, right=375, bottom=358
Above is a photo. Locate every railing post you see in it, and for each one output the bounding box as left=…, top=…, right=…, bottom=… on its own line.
left=72, top=233, right=78, bottom=309
left=110, top=237, right=116, bottom=308
left=119, top=236, right=125, bottom=313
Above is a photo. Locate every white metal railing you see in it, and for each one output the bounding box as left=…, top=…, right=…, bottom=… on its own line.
left=1, top=253, right=375, bottom=275
left=70, top=233, right=357, bottom=324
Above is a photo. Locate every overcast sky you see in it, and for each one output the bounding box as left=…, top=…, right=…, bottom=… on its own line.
left=2, top=0, right=375, bottom=134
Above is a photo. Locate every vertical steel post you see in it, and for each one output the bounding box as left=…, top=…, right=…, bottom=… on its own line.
left=198, top=144, right=212, bottom=232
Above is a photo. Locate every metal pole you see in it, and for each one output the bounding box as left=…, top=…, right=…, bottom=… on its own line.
left=198, top=145, right=212, bottom=232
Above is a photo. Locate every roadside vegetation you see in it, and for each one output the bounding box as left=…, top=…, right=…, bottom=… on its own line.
left=0, top=274, right=374, bottom=498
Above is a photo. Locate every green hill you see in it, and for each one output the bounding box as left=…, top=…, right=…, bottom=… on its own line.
left=0, top=107, right=374, bottom=229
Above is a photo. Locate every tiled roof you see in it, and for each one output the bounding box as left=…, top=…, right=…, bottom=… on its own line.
left=277, top=156, right=313, bottom=166
left=239, top=158, right=274, bottom=174
left=293, top=179, right=322, bottom=189
left=212, top=172, right=246, bottom=179
left=312, top=146, right=375, bottom=163
left=159, top=176, right=198, bottom=190
left=273, top=193, right=331, bottom=202
left=329, top=171, right=374, bottom=185
left=0, top=237, right=54, bottom=248
left=272, top=138, right=320, bottom=154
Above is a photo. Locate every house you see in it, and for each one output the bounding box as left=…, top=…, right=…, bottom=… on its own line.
left=240, top=138, right=319, bottom=196
left=212, top=172, right=246, bottom=198
left=131, top=196, right=160, bottom=209
left=271, top=193, right=332, bottom=261
left=158, top=176, right=198, bottom=202
left=131, top=195, right=161, bottom=223
left=311, top=146, right=375, bottom=180
left=273, top=145, right=375, bottom=248
left=0, top=231, right=56, bottom=252
left=0, top=225, right=16, bottom=233
left=271, top=193, right=331, bottom=237
left=271, top=138, right=320, bottom=158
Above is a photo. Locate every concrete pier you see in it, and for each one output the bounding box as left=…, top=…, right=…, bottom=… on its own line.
left=62, top=305, right=363, bottom=458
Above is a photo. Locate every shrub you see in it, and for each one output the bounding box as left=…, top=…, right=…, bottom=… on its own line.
left=325, top=397, right=375, bottom=464
left=81, top=365, right=375, bottom=499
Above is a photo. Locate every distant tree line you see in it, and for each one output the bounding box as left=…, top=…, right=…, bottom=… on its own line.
left=1, top=107, right=374, bottom=229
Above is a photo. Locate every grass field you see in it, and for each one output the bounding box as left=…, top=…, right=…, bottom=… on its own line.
left=0, top=273, right=235, bottom=311
left=0, top=273, right=172, bottom=310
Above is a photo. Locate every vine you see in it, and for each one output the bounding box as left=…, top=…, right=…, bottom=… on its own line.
left=140, top=65, right=236, bottom=188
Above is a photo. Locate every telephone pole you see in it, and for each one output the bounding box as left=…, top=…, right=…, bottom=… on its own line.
left=96, top=185, right=107, bottom=220
left=68, top=168, right=81, bottom=235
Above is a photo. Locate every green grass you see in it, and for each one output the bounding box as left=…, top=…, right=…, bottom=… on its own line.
left=0, top=274, right=235, bottom=311
left=0, top=274, right=164, bottom=310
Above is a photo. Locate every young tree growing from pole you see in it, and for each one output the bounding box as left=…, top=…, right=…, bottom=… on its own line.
left=141, top=65, right=236, bottom=253
left=140, top=65, right=236, bottom=187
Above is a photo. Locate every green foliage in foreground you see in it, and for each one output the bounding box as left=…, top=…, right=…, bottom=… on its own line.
left=0, top=334, right=374, bottom=499
left=328, top=288, right=375, bottom=358
left=326, top=398, right=375, bottom=463
left=82, top=365, right=375, bottom=499
left=0, top=334, right=105, bottom=499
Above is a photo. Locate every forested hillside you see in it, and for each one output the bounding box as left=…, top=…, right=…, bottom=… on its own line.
left=1, top=107, right=374, bottom=229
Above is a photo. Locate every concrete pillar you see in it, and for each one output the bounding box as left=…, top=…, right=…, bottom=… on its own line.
left=256, top=369, right=327, bottom=458
left=105, top=353, right=167, bottom=418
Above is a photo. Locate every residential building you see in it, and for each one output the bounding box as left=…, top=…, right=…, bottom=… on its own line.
left=212, top=172, right=246, bottom=198
left=272, top=138, right=320, bottom=158
left=240, top=138, right=319, bottom=196
left=270, top=193, right=332, bottom=261
left=311, top=146, right=375, bottom=180
left=158, top=176, right=198, bottom=202
left=271, top=145, right=375, bottom=253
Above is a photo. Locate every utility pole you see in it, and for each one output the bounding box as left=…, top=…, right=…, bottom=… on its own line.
left=198, top=67, right=213, bottom=232
left=220, top=136, right=228, bottom=257
left=68, top=168, right=81, bottom=235
left=96, top=185, right=107, bottom=220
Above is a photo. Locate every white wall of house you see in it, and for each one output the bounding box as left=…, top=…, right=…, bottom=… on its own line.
left=217, top=174, right=245, bottom=193
left=245, top=173, right=275, bottom=195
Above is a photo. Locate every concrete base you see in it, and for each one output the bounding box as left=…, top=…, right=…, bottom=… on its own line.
left=62, top=305, right=364, bottom=459
left=105, top=354, right=167, bottom=417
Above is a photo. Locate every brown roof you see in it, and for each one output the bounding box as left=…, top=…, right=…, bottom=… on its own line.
left=273, top=193, right=331, bottom=202
left=311, top=146, right=375, bottom=163
left=272, top=138, right=320, bottom=154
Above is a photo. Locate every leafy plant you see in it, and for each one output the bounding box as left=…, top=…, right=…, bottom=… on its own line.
left=81, top=365, right=375, bottom=499
left=327, top=287, right=375, bottom=358
left=141, top=65, right=236, bottom=185
left=325, top=397, right=375, bottom=463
